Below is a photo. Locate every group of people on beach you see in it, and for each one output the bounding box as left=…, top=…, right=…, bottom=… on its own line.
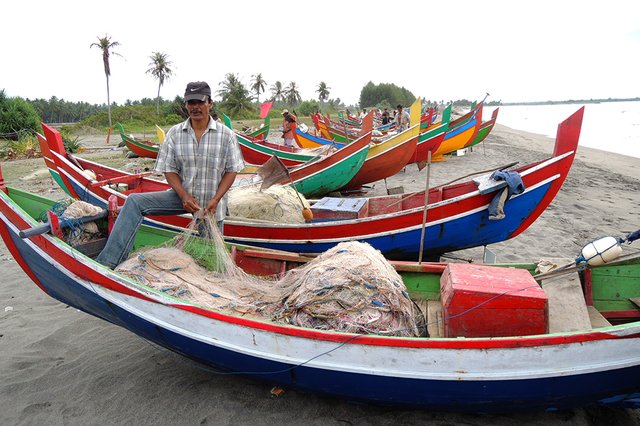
left=379, top=105, right=410, bottom=130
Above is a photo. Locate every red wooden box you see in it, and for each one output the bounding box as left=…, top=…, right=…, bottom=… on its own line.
left=441, top=263, right=548, bottom=338
left=311, top=197, right=369, bottom=221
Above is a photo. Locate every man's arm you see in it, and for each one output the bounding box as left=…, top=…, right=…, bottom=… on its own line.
left=205, top=171, right=238, bottom=213
left=165, top=172, right=201, bottom=213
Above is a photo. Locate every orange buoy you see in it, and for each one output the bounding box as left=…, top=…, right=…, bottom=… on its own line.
left=302, top=207, right=313, bottom=221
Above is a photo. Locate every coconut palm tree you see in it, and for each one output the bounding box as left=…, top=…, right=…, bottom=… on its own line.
left=284, top=81, right=302, bottom=106
left=251, top=73, right=266, bottom=104
left=90, top=35, right=121, bottom=128
left=146, top=52, right=173, bottom=115
left=270, top=81, right=284, bottom=103
left=316, top=81, right=330, bottom=102
left=217, top=73, right=254, bottom=116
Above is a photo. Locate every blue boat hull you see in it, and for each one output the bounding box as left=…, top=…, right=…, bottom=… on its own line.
left=6, top=227, right=640, bottom=412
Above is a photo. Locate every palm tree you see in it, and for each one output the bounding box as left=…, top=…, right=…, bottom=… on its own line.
left=316, top=81, right=330, bottom=102
left=270, top=81, right=284, bottom=102
left=250, top=73, right=266, bottom=104
left=146, top=52, right=173, bottom=115
left=284, top=81, right=302, bottom=106
left=90, top=34, right=121, bottom=128
left=217, top=73, right=254, bottom=116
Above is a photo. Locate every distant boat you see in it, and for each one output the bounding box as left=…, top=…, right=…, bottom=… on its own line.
left=466, top=107, right=500, bottom=148
left=116, top=123, right=159, bottom=159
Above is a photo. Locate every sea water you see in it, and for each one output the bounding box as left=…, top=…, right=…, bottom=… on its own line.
left=484, top=101, right=640, bottom=159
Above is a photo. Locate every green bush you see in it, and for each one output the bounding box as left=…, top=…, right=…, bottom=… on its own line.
left=0, top=134, right=40, bottom=159
left=59, top=129, right=84, bottom=153
left=297, top=101, right=321, bottom=116
left=0, top=90, right=41, bottom=138
left=359, top=82, right=416, bottom=109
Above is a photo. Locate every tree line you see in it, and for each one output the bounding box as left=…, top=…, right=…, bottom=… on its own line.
left=2, top=32, right=487, bottom=136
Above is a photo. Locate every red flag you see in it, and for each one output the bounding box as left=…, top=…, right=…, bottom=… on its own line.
left=260, top=102, right=273, bottom=119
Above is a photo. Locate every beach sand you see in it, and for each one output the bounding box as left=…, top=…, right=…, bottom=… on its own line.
left=1, top=121, right=640, bottom=425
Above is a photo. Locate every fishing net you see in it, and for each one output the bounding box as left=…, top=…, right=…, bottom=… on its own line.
left=228, top=184, right=310, bottom=223
left=46, top=199, right=104, bottom=246
left=274, top=242, right=420, bottom=336
left=115, top=214, right=420, bottom=336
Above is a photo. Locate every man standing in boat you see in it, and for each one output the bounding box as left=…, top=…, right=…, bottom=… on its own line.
left=96, top=81, right=245, bottom=269
left=395, top=104, right=410, bottom=131
left=281, top=109, right=296, bottom=147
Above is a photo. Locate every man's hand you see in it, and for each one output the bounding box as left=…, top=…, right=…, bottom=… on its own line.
left=205, top=197, right=220, bottom=213
left=181, top=194, right=201, bottom=213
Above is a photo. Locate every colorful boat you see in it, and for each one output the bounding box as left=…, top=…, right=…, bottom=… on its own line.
left=39, top=109, right=583, bottom=259
left=408, top=104, right=453, bottom=165
left=466, top=107, right=500, bottom=148
left=293, top=126, right=346, bottom=149
left=280, top=131, right=371, bottom=198
left=41, top=122, right=371, bottom=200
left=341, top=99, right=421, bottom=190
left=430, top=103, right=483, bottom=161
left=235, top=132, right=324, bottom=167
left=116, top=123, right=160, bottom=159
left=155, top=124, right=166, bottom=143
left=309, top=113, right=333, bottom=140
left=1, top=175, right=639, bottom=412
left=222, top=114, right=271, bottom=142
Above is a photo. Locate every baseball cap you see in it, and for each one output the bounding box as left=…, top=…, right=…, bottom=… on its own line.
left=282, top=109, right=289, bottom=115
left=184, top=81, right=211, bottom=102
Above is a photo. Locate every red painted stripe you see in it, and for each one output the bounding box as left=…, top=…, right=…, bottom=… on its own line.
left=176, top=303, right=631, bottom=349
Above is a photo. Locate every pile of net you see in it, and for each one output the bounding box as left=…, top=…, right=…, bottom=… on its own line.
left=46, top=199, right=104, bottom=246
left=115, top=214, right=421, bottom=336
left=228, top=184, right=310, bottom=223
left=274, top=242, right=420, bottom=336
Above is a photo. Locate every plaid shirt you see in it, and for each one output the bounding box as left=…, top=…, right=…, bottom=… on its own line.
left=155, top=117, right=245, bottom=221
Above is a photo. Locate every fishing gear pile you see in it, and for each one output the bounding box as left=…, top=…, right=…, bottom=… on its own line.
left=228, top=184, right=311, bottom=223
left=52, top=199, right=103, bottom=246
left=116, top=214, right=420, bottom=336
left=273, top=242, right=420, bottom=336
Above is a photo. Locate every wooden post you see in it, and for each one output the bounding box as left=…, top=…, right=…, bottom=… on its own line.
left=418, top=151, right=432, bottom=264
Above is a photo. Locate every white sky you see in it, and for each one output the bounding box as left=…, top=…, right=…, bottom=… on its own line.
left=2, top=0, right=639, bottom=107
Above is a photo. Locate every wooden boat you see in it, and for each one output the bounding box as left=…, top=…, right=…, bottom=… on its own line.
left=419, top=107, right=437, bottom=131
left=311, top=113, right=335, bottom=140
left=429, top=103, right=483, bottom=161
left=155, top=124, right=165, bottom=143
left=466, top=107, right=500, bottom=148
left=408, top=104, right=453, bottom=165
left=1, top=175, right=639, bottom=412
left=40, top=122, right=371, bottom=201
left=293, top=127, right=345, bottom=149
left=116, top=123, right=160, bottom=159
left=280, top=131, right=371, bottom=197
left=222, top=114, right=270, bottom=141
left=235, top=132, right=324, bottom=167
left=246, top=116, right=270, bottom=141
left=322, top=114, right=363, bottom=143
left=38, top=109, right=584, bottom=260
left=340, top=99, right=421, bottom=190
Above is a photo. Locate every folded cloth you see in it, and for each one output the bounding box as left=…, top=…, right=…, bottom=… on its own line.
left=488, top=171, right=525, bottom=219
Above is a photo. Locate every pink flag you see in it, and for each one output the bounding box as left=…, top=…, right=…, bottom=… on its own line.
left=260, top=102, right=273, bottom=119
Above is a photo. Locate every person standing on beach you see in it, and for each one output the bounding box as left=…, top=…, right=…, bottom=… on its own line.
left=282, top=109, right=296, bottom=147
left=96, top=81, right=245, bottom=269
left=395, top=104, right=410, bottom=131
left=381, top=108, right=390, bottom=125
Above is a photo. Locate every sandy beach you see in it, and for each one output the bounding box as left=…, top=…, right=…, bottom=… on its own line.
left=1, top=120, right=640, bottom=425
